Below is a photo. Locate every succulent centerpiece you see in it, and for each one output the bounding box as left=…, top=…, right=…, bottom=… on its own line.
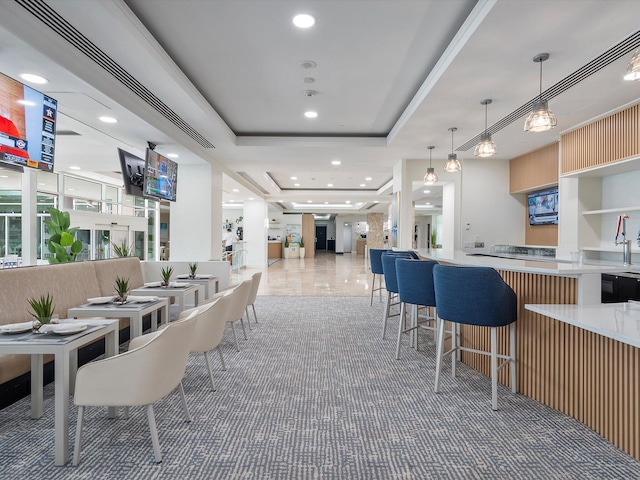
left=28, top=293, right=56, bottom=331
left=188, top=262, right=198, bottom=279
left=114, top=276, right=130, bottom=304
left=161, top=266, right=174, bottom=287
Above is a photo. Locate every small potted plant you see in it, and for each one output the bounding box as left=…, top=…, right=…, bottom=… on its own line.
left=112, top=241, right=134, bottom=257
left=28, top=293, right=56, bottom=331
left=188, top=262, right=198, bottom=279
left=114, top=276, right=130, bottom=304
left=299, top=238, right=305, bottom=259
left=161, top=266, right=174, bottom=287
left=283, top=239, right=290, bottom=259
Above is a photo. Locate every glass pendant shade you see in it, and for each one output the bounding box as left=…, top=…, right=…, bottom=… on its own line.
left=624, top=48, right=640, bottom=81
left=474, top=133, right=497, bottom=157
left=424, top=167, right=438, bottom=184
left=444, top=154, right=461, bottom=172
left=524, top=98, right=557, bottom=132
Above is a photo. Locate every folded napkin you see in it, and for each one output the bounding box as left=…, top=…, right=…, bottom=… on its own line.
left=169, top=281, right=190, bottom=288
left=127, top=295, right=158, bottom=303
left=144, top=281, right=162, bottom=287
left=177, top=274, right=189, bottom=279
left=196, top=274, right=213, bottom=279
left=87, top=296, right=114, bottom=304
left=1, top=321, right=34, bottom=332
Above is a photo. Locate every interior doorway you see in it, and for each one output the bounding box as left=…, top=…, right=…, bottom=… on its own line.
left=315, top=225, right=327, bottom=250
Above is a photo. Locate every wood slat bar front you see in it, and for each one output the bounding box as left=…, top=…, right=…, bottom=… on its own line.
left=458, top=270, right=640, bottom=460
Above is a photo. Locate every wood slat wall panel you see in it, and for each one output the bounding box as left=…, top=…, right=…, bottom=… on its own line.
left=301, top=214, right=315, bottom=258
left=509, top=142, right=559, bottom=194
left=561, top=103, right=640, bottom=174
left=456, top=270, right=640, bottom=460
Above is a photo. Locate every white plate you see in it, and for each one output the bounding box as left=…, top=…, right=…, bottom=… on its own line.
left=87, top=296, right=114, bottom=304
left=0, top=323, right=33, bottom=334
left=51, top=324, right=88, bottom=335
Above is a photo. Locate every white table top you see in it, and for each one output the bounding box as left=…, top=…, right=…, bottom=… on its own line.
left=415, top=248, right=632, bottom=276
left=525, top=302, right=640, bottom=348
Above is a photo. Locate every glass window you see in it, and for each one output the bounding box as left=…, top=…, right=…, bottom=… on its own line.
left=7, top=216, right=21, bottom=256
left=0, top=169, right=22, bottom=190
left=36, top=171, right=58, bottom=193
left=64, top=176, right=101, bottom=200
left=72, top=199, right=100, bottom=212
left=147, top=208, right=155, bottom=259
left=37, top=193, right=57, bottom=214
left=0, top=217, right=5, bottom=257
left=105, top=186, right=118, bottom=214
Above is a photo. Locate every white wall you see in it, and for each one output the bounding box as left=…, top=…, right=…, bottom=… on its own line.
left=243, top=198, right=267, bottom=268
left=600, top=170, right=640, bottom=248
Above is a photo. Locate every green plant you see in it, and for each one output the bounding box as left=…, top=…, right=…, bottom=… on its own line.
left=188, top=262, right=198, bottom=278
left=284, top=239, right=290, bottom=248
left=112, top=241, right=134, bottom=257
left=28, top=293, right=55, bottom=323
left=161, top=266, right=174, bottom=286
left=45, top=207, right=83, bottom=264
left=431, top=229, right=437, bottom=247
left=299, top=238, right=304, bottom=248
left=114, top=276, right=130, bottom=302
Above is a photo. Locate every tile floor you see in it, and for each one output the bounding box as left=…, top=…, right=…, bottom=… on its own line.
left=232, top=251, right=376, bottom=297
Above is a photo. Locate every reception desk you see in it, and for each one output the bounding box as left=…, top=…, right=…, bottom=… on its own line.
left=416, top=249, right=639, bottom=460
left=268, top=241, right=282, bottom=259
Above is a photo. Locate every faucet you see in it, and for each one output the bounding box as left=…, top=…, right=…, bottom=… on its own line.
left=615, top=214, right=632, bottom=266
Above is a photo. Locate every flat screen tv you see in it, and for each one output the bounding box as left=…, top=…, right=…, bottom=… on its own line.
left=143, top=148, right=177, bottom=202
left=117, top=148, right=146, bottom=197
left=0, top=72, right=57, bottom=171
left=528, top=188, right=558, bottom=225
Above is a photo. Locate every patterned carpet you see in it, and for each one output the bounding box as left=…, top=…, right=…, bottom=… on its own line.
left=0, top=296, right=639, bottom=479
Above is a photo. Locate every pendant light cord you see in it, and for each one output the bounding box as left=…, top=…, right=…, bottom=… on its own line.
left=539, top=60, right=543, bottom=100
left=484, top=102, right=489, bottom=134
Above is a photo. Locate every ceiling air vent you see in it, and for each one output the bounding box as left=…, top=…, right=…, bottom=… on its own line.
left=15, top=0, right=215, bottom=149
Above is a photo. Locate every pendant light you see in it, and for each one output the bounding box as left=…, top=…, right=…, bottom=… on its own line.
left=474, top=99, right=497, bottom=157
left=424, top=146, right=437, bottom=184
left=524, top=53, right=557, bottom=133
left=624, top=47, right=640, bottom=80
left=444, top=127, right=461, bottom=172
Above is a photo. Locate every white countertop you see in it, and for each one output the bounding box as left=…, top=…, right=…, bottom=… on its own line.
left=415, top=248, right=632, bottom=276
left=525, top=302, right=640, bottom=348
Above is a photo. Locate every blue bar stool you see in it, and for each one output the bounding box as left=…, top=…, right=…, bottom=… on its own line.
left=395, top=258, right=439, bottom=360
left=380, top=251, right=415, bottom=339
left=369, top=249, right=389, bottom=306
left=433, top=264, right=517, bottom=411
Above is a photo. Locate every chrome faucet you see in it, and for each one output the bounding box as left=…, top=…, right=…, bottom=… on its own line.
left=615, top=214, right=632, bottom=266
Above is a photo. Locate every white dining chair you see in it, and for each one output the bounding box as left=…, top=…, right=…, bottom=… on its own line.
left=245, top=271, right=262, bottom=324
left=73, top=310, right=198, bottom=465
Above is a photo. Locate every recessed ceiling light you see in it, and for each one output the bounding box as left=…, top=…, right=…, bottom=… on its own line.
left=327, top=183, right=333, bottom=187
left=426, top=202, right=431, bottom=205
left=0, top=175, right=9, bottom=178
left=38, top=182, right=45, bottom=185
left=360, top=184, right=366, bottom=187
left=304, top=111, right=318, bottom=118
left=248, top=197, right=254, bottom=200
left=346, top=200, right=351, bottom=204
left=374, top=201, right=379, bottom=203
left=279, top=200, right=284, bottom=202
left=20, top=73, right=48, bottom=84
left=69, top=166, right=81, bottom=170
left=307, top=200, right=313, bottom=203
left=365, top=177, right=372, bottom=181
left=291, top=176, right=297, bottom=180
left=293, top=13, right=316, bottom=28
left=331, top=160, right=341, bottom=165
left=68, top=188, right=75, bottom=191
left=232, top=189, right=239, bottom=193
left=166, top=153, right=179, bottom=158
left=324, top=201, right=329, bottom=204
left=294, top=183, right=300, bottom=187
left=98, top=116, right=117, bottom=123
left=424, top=190, right=431, bottom=194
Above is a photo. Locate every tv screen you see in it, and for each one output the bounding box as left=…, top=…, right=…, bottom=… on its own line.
left=0, top=72, right=57, bottom=171
left=143, top=149, right=177, bottom=202
left=117, top=148, right=146, bottom=197
left=528, top=188, right=558, bottom=225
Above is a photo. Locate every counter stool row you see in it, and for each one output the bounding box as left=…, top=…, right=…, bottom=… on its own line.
left=376, top=251, right=517, bottom=411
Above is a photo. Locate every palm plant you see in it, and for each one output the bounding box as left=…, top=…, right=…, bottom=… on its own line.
left=28, top=293, right=56, bottom=324
left=161, top=266, right=174, bottom=286
left=114, top=276, right=130, bottom=303
left=188, top=262, right=198, bottom=278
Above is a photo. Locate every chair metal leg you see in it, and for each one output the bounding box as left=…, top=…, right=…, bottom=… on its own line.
left=491, top=327, right=498, bottom=411
left=147, top=404, right=162, bottom=463
left=411, top=304, right=418, bottom=350
left=252, top=304, right=258, bottom=323
left=510, top=322, right=517, bottom=393
left=230, top=322, right=240, bottom=352
left=245, top=307, right=252, bottom=331
left=382, top=291, right=391, bottom=339
left=240, top=316, right=248, bottom=340
left=217, top=345, right=226, bottom=371
left=370, top=273, right=375, bottom=306
left=395, top=301, right=407, bottom=360
left=73, top=405, right=85, bottom=466
left=178, top=381, right=192, bottom=422
left=204, top=352, right=216, bottom=391
left=434, top=317, right=446, bottom=393
left=451, top=322, right=457, bottom=379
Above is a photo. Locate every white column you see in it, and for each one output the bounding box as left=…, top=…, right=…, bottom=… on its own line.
left=21, top=169, right=37, bottom=266
left=243, top=197, right=267, bottom=268
left=393, top=159, right=414, bottom=250
left=170, top=164, right=222, bottom=261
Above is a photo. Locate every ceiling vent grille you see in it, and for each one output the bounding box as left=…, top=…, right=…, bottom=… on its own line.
left=458, top=29, right=640, bottom=151
left=15, top=0, right=215, bottom=149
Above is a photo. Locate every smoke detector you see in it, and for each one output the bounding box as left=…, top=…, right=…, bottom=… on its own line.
left=304, top=90, right=318, bottom=97
left=299, top=60, right=317, bottom=69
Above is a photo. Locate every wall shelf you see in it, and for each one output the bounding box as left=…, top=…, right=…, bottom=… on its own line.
left=582, top=206, right=640, bottom=215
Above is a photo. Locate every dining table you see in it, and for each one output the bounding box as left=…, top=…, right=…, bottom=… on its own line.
left=130, top=283, right=200, bottom=316
left=175, top=275, right=219, bottom=298
left=0, top=318, right=119, bottom=465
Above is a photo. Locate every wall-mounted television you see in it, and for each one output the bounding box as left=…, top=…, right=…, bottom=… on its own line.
left=0, top=72, right=57, bottom=171
left=117, top=148, right=146, bottom=198
left=528, top=188, right=558, bottom=225
left=143, top=149, right=177, bottom=202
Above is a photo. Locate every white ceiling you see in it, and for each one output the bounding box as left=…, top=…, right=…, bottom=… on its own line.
left=0, top=0, right=639, bottom=217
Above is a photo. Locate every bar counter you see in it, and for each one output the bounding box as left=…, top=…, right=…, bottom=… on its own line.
left=414, top=248, right=640, bottom=460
